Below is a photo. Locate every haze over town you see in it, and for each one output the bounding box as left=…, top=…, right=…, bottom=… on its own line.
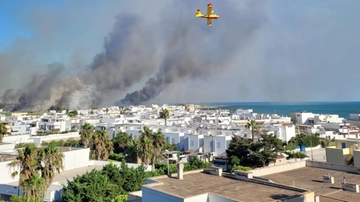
left=1, top=0, right=360, bottom=112
left=2, top=1, right=360, bottom=201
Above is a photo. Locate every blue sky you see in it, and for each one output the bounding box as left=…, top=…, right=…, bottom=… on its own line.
left=0, top=1, right=31, bottom=50
left=0, top=0, right=67, bottom=49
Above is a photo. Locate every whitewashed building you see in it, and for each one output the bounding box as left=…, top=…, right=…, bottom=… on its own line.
left=183, top=134, right=204, bottom=152
left=203, top=135, right=232, bottom=156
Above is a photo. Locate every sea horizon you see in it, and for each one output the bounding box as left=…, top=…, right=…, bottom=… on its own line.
left=167, top=101, right=360, bottom=119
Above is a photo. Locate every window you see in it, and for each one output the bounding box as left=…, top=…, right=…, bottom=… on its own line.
left=342, top=142, right=346, bottom=148
left=171, top=138, right=175, bottom=144
left=217, top=142, right=220, bottom=148
left=190, top=140, right=194, bottom=146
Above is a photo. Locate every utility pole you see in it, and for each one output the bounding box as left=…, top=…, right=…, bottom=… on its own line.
left=165, top=150, right=170, bottom=177
left=310, top=132, right=314, bottom=161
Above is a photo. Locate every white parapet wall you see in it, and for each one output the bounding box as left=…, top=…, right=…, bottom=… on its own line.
left=0, top=161, right=19, bottom=184
left=306, top=161, right=360, bottom=174
left=2, top=132, right=80, bottom=146
left=2, top=134, right=32, bottom=144
left=0, top=147, right=90, bottom=184
left=250, top=160, right=307, bottom=176
left=89, top=160, right=152, bottom=171
left=203, top=166, right=222, bottom=176
left=31, top=132, right=80, bottom=146
left=234, top=170, right=253, bottom=180
left=62, top=148, right=90, bottom=171
left=0, top=143, right=16, bottom=152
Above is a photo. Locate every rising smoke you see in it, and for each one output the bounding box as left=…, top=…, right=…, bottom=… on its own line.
left=118, top=1, right=267, bottom=105
left=0, top=0, right=267, bottom=111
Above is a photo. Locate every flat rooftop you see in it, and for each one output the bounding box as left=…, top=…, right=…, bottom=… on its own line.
left=58, top=147, right=83, bottom=153
left=264, top=167, right=360, bottom=202
left=52, top=164, right=105, bottom=185
left=1, top=147, right=85, bottom=157
left=150, top=172, right=304, bottom=202
left=0, top=154, right=17, bottom=161
left=8, top=164, right=105, bottom=186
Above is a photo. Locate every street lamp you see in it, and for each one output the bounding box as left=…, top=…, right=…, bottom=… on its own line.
left=310, top=133, right=314, bottom=161
left=165, top=149, right=170, bottom=177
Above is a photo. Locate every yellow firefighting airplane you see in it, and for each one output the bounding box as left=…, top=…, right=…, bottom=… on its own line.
left=195, top=2, right=220, bottom=26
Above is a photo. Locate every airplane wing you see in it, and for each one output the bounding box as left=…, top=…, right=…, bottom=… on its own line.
left=207, top=18, right=212, bottom=26
left=207, top=4, right=212, bottom=15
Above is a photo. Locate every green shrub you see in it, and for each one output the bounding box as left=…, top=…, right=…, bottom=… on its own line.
left=155, top=156, right=212, bottom=175
left=284, top=142, right=297, bottom=150
left=320, top=138, right=330, bottom=148
left=111, top=194, right=128, bottom=202
left=284, top=151, right=308, bottom=159
left=155, top=163, right=178, bottom=175
left=231, top=165, right=252, bottom=173
left=288, top=133, right=320, bottom=147
left=109, top=153, right=125, bottom=161
left=15, top=143, right=36, bottom=148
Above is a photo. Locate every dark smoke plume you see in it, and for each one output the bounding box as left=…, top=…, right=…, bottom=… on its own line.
left=0, top=0, right=268, bottom=111
left=118, top=1, right=267, bottom=105
left=1, top=63, right=65, bottom=111
left=0, top=14, right=157, bottom=111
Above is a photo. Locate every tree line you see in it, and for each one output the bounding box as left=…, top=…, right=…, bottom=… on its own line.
left=76, top=123, right=178, bottom=169
left=227, top=120, right=317, bottom=170
left=6, top=122, right=212, bottom=202
left=60, top=156, right=210, bottom=201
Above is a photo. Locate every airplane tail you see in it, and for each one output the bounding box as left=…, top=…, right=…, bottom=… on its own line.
left=196, top=9, right=203, bottom=17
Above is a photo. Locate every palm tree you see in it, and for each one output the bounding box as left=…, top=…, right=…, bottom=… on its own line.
left=8, top=144, right=39, bottom=186
left=124, top=139, right=138, bottom=163
left=151, top=129, right=166, bottom=170
left=8, top=144, right=41, bottom=198
left=8, top=142, right=65, bottom=201
left=39, top=142, right=64, bottom=187
left=137, top=126, right=154, bottom=165
left=80, top=123, right=94, bottom=148
left=159, top=109, right=170, bottom=126
left=8, top=143, right=65, bottom=200
left=23, top=173, right=47, bottom=200
left=90, top=130, right=113, bottom=160
left=245, top=119, right=260, bottom=143
left=0, top=123, right=8, bottom=143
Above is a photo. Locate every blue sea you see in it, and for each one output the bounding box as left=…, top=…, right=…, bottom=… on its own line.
left=199, top=102, right=360, bottom=119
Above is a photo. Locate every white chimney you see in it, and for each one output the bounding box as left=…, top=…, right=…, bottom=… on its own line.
left=177, top=162, right=184, bottom=180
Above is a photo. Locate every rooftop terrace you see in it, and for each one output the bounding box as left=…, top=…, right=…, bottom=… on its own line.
left=7, top=164, right=105, bottom=186
left=264, top=167, right=360, bottom=202
left=148, top=172, right=305, bottom=202
left=0, top=154, right=17, bottom=162
left=0, top=147, right=86, bottom=161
